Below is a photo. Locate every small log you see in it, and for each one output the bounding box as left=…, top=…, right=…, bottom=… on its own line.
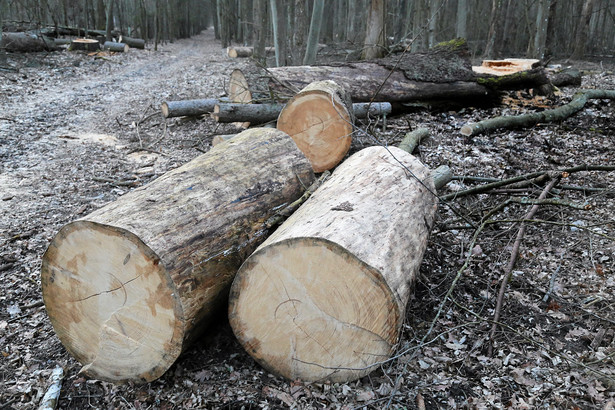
left=229, top=146, right=438, bottom=383
left=212, top=103, right=286, bottom=124
left=39, top=367, right=64, bottom=410
left=103, top=41, right=129, bottom=52
left=460, top=89, right=615, bottom=136
left=119, top=35, right=145, bottom=49
left=398, top=128, right=430, bottom=154
left=69, top=38, right=100, bottom=51
left=549, top=68, right=582, bottom=88
left=210, top=102, right=391, bottom=124
left=41, top=128, right=315, bottom=383
left=227, top=46, right=275, bottom=58
left=161, top=98, right=222, bottom=118
left=277, top=80, right=354, bottom=173
left=1, top=32, right=58, bottom=52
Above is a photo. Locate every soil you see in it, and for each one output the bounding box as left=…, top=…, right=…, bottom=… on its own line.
left=1, top=29, right=614, bottom=409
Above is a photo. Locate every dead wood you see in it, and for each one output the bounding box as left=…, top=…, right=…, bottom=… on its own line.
left=461, top=89, right=615, bottom=136
left=119, top=36, right=145, bottom=49
left=1, top=32, right=59, bottom=52
left=103, top=41, right=129, bottom=53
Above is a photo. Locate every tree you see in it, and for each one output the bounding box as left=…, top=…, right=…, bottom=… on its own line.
left=303, top=0, right=324, bottom=65
left=456, top=0, right=468, bottom=39
left=362, top=0, right=386, bottom=59
left=530, top=0, right=550, bottom=59
left=570, top=0, right=595, bottom=59
left=270, top=0, right=289, bottom=67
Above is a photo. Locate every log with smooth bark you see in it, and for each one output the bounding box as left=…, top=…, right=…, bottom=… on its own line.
left=119, top=35, right=145, bottom=49
left=40, top=128, right=315, bottom=383
left=277, top=80, right=354, bottom=173
left=229, top=146, right=438, bottom=383
left=161, top=98, right=223, bottom=118
left=103, top=41, right=129, bottom=52
left=210, top=102, right=391, bottom=124
left=460, top=89, right=615, bottom=136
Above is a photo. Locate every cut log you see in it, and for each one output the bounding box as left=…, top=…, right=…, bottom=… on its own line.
left=460, top=89, right=615, bottom=137
left=228, top=67, right=273, bottom=104
left=472, top=58, right=540, bottom=75
left=227, top=46, right=275, bottom=58
left=103, top=41, right=129, bottom=52
left=212, top=103, right=286, bottom=124
left=277, top=80, right=354, bottom=173
left=119, top=35, right=145, bottom=49
left=1, top=32, right=58, bottom=52
left=210, top=101, right=391, bottom=124
left=549, top=68, right=582, bottom=88
left=229, top=146, right=438, bottom=383
left=40, top=128, right=315, bottom=383
left=161, top=98, right=223, bottom=118
left=69, top=38, right=101, bottom=51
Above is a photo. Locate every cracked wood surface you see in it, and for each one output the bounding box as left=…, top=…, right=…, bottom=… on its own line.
left=41, top=128, right=315, bottom=383
left=229, top=146, right=438, bottom=383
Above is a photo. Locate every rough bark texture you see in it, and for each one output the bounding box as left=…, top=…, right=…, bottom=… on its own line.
left=161, top=99, right=222, bottom=118
left=229, top=146, right=438, bottom=383
left=461, top=89, right=615, bottom=136
left=549, top=68, right=582, bottom=88
left=1, top=32, right=58, bottom=52
left=212, top=103, right=286, bottom=124
left=277, top=80, right=354, bottom=173
left=41, top=128, right=315, bottom=383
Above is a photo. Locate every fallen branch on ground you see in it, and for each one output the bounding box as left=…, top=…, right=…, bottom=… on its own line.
left=460, top=89, right=615, bottom=136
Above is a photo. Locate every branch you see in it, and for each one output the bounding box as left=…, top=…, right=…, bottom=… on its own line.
left=461, top=89, right=615, bottom=137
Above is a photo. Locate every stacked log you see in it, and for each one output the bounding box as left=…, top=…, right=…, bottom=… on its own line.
left=41, top=128, right=315, bottom=383
left=229, top=146, right=438, bottom=383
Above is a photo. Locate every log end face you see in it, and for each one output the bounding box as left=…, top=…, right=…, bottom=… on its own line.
left=229, top=69, right=252, bottom=103
left=41, top=221, right=184, bottom=383
left=229, top=238, right=400, bottom=383
left=277, top=90, right=353, bottom=173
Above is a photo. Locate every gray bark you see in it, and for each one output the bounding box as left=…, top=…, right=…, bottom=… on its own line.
left=303, top=0, right=324, bottom=65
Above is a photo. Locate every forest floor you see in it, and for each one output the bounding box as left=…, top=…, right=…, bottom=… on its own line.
left=1, top=28, right=614, bottom=409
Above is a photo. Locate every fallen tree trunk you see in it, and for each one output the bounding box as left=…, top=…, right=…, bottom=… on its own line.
left=277, top=80, right=354, bottom=173
left=103, top=41, right=129, bottom=52
left=229, top=146, right=438, bottom=383
left=549, top=68, right=582, bottom=88
left=119, top=35, right=145, bottom=49
left=460, top=89, right=615, bottom=137
left=41, top=128, right=315, bottom=383
left=1, top=32, right=58, bottom=52
left=227, top=46, right=275, bottom=58
left=210, top=101, right=391, bottom=124
left=161, top=98, right=226, bottom=118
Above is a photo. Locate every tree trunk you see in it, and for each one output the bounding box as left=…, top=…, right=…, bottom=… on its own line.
left=456, top=0, right=468, bottom=39
left=531, top=0, right=550, bottom=59
left=105, top=0, right=115, bottom=42
left=161, top=98, right=224, bottom=118
left=277, top=80, right=354, bottom=173
left=269, top=0, right=288, bottom=67
left=362, top=0, right=386, bottom=59
left=303, top=0, right=324, bottom=65
left=103, top=41, right=129, bottom=52
left=252, top=0, right=267, bottom=63
left=227, top=46, right=274, bottom=58
left=119, top=35, right=145, bottom=49
left=229, top=146, right=438, bottom=383
left=41, top=128, right=315, bottom=383
left=570, top=0, right=595, bottom=60
left=0, top=32, right=58, bottom=52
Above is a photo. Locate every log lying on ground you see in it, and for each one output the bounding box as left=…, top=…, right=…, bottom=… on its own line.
left=161, top=98, right=224, bottom=118
left=69, top=38, right=101, bottom=51
left=460, top=89, right=615, bottom=137
left=229, top=146, right=438, bottom=383
left=1, top=32, right=58, bottom=52
left=210, top=102, right=391, bottom=124
left=41, top=128, right=315, bottom=383
left=277, top=80, right=354, bottom=173
left=119, top=35, right=145, bottom=49
left=549, top=68, right=582, bottom=88
left=103, top=41, right=129, bottom=52
left=227, top=46, right=275, bottom=58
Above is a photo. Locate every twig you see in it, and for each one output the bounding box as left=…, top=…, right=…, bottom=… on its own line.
left=39, top=367, right=64, bottom=410
left=397, top=128, right=430, bottom=154
left=542, top=254, right=565, bottom=303
left=488, top=177, right=559, bottom=356
left=440, top=171, right=547, bottom=201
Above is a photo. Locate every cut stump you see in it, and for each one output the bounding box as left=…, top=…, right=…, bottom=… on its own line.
left=69, top=38, right=101, bottom=51
left=41, top=128, right=315, bottom=383
left=229, top=146, right=438, bottom=383
left=277, top=80, right=354, bottom=173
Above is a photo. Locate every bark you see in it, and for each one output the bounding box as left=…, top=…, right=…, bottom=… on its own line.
left=252, top=0, right=267, bottom=63
left=571, top=0, right=595, bottom=60
left=161, top=98, right=222, bottom=118
left=41, top=128, right=315, bottom=383
left=103, top=41, right=129, bottom=52
left=229, top=146, right=438, bottom=383
left=460, top=89, right=615, bottom=137
left=549, top=68, right=582, bottom=88
left=303, top=0, right=324, bottom=65
left=456, top=0, right=468, bottom=39
left=0, top=32, right=58, bottom=52
left=119, top=35, right=145, bottom=49
left=227, top=46, right=274, bottom=58
left=362, top=0, right=386, bottom=59
left=105, top=0, right=115, bottom=42
left=277, top=80, right=354, bottom=172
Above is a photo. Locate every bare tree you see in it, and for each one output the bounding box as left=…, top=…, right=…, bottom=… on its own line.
left=362, top=0, right=385, bottom=59
left=303, top=0, right=324, bottom=65
left=570, top=0, right=595, bottom=59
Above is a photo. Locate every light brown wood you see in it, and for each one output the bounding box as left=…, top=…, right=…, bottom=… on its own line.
left=229, top=146, right=438, bottom=383
left=41, top=128, right=315, bottom=383
left=472, top=58, right=540, bottom=76
left=277, top=80, right=354, bottom=173
left=227, top=46, right=275, bottom=58
left=69, top=38, right=101, bottom=51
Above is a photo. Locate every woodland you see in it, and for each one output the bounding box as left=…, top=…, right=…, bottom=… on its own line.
left=1, top=0, right=615, bottom=409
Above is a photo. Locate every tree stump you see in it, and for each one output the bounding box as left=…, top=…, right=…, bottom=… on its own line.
left=277, top=80, right=354, bottom=173
left=229, top=146, right=438, bottom=383
left=69, top=38, right=101, bottom=51
left=41, top=128, right=315, bottom=383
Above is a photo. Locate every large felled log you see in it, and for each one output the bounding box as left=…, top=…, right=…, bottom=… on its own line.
left=40, top=128, right=315, bottom=383
left=119, top=35, right=145, bottom=49
left=103, top=41, right=129, bottom=52
left=1, top=32, right=58, bottom=52
left=461, top=89, right=615, bottom=136
left=210, top=101, right=391, bottom=124
left=229, top=146, right=438, bottom=383
left=277, top=80, right=354, bottom=173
